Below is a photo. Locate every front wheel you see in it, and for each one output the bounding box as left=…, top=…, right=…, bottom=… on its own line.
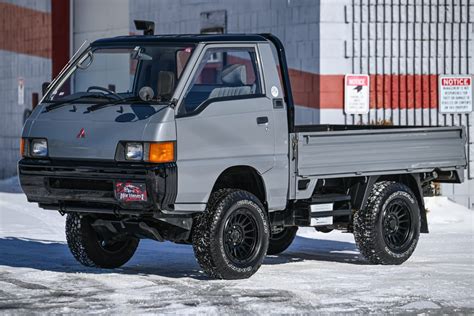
left=353, top=181, right=421, bottom=265
left=192, top=189, right=270, bottom=279
left=65, top=213, right=139, bottom=269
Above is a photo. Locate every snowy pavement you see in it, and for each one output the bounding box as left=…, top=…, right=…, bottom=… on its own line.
left=0, top=177, right=473, bottom=314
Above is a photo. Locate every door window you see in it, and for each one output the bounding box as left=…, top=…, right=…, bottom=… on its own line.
left=181, top=47, right=262, bottom=115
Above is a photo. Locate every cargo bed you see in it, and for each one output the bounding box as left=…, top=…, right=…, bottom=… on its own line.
left=294, top=125, right=467, bottom=179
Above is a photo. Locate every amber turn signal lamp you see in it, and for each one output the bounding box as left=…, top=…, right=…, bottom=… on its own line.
left=148, top=142, right=175, bottom=163
left=20, top=138, right=25, bottom=157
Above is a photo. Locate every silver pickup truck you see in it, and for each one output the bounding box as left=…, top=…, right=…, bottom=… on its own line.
left=19, top=25, right=467, bottom=279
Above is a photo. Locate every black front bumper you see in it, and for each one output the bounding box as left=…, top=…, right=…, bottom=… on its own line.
left=18, top=159, right=177, bottom=214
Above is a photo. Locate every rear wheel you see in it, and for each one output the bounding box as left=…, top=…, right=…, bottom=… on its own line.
left=192, top=189, right=269, bottom=279
left=353, top=181, right=421, bottom=265
left=314, top=226, right=333, bottom=233
left=65, top=213, right=139, bottom=268
left=267, top=226, right=298, bottom=255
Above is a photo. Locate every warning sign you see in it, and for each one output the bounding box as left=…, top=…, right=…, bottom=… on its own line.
left=344, top=74, right=370, bottom=115
left=439, top=75, right=472, bottom=113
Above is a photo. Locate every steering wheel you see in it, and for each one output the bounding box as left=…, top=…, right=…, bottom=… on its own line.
left=86, top=86, right=123, bottom=100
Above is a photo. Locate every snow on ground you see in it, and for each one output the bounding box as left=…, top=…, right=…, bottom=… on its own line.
left=0, top=177, right=473, bottom=314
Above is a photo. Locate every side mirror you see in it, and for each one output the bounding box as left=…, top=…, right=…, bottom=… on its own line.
left=138, top=86, right=155, bottom=101
left=42, top=82, right=50, bottom=96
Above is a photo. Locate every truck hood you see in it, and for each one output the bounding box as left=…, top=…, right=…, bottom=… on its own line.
left=24, top=103, right=176, bottom=160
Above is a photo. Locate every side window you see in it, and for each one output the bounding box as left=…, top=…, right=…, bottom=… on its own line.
left=181, top=47, right=262, bottom=115
left=176, top=47, right=193, bottom=79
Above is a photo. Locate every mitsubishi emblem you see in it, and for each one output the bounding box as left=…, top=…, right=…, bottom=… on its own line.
left=77, top=128, right=86, bottom=138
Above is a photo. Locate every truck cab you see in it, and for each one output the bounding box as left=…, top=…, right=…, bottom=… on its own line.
left=19, top=30, right=467, bottom=279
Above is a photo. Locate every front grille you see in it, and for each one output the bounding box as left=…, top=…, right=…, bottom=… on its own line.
left=49, top=177, right=113, bottom=192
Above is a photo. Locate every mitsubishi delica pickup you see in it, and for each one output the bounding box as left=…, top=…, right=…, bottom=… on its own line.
left=19, top=22, right=467, bottom=279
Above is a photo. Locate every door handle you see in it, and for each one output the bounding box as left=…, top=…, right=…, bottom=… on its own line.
left=256, top=116, right=269, bottom=125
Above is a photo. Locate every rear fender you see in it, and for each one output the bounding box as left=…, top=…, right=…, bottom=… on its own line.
left=352, top=174, right=428, bottom=233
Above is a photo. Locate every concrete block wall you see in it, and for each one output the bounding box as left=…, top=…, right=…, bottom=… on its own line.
left=73, top=0, right=130, bottom=52
left=442, top=173, right=474, bottom=210
left=0, top=1, right=52, bottom=179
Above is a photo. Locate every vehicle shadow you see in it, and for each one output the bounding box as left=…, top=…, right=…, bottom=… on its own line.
left=265, top=235, right=365, bottom=265
left=0, top=235, right=365, bottom=280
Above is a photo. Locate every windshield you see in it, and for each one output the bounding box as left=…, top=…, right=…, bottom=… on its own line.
left=46, top=44, right=195, bottom=103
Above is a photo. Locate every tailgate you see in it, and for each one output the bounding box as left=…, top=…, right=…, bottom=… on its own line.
left=295, top=126, right=467, bottom=178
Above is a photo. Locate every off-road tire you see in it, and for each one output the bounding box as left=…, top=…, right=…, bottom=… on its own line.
left=353, top=181, right=421, bottom=265
left=65, top=213, right=139, bottom=269
left=192, top=189, right=270, bottom=279
left=267, top=226, right=298, bottom=255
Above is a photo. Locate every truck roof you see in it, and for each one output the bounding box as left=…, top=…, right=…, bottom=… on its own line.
left=91, top=34, right=268, bottom=46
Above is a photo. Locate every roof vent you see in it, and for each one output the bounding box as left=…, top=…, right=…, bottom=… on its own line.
left=134, top=20, right=155, bottom=36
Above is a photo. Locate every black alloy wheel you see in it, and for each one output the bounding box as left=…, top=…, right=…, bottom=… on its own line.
left=223, top=209, right=259, bottom=265
left=382, top=199, right=414, bottom=253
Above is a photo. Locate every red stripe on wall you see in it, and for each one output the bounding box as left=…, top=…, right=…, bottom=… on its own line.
left=289, top=69, right=439, bottom=110
left=0, top=3, right=51, bottom=58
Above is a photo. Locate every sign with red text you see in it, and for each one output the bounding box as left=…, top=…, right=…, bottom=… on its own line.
left=344, top=74, right=370, bottom=115
left=439, top=75, right=472, bottom=113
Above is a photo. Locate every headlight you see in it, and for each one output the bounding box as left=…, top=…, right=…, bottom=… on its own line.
left=125, top=142, right=143, bottom=161
left=31, top=139, right=48, bottom=157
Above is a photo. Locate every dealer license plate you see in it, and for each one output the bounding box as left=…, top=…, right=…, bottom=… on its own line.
left=115, top=182, right=148, bottom=202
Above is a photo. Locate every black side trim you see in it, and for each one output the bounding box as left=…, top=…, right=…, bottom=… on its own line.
left=259, top=33, right=295, bottom=133
left=92, top=34, right=268, bottom=47
left=311, top=209, right=352, bottom=218
left=176, top=94, right=267, bottom=118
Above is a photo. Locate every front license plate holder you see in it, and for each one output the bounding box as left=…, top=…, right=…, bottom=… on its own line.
left=115, top=181, right=148, bottom=202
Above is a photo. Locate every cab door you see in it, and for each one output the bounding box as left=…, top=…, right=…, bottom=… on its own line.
left=174, top=44, right=275, bottom=208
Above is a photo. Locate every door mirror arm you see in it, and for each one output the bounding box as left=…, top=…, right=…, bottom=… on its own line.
left=169, top=98, right=178, bottom=109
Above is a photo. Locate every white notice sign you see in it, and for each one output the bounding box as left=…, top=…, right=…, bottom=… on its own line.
left=439, top=75, right=472, bottom=113
left=344, top=74, right=370, bottom=115
left=18, top=78, right=24, bottom=105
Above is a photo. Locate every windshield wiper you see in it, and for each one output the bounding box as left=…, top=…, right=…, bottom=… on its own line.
left=44, top=93, right=116, bottom=112
left=86, top=97, right=163, bottom=112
